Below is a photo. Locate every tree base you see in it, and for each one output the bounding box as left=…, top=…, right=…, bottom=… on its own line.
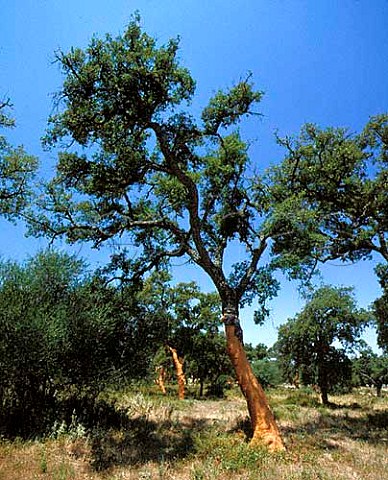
left=250, top=428, right=285, bottom=452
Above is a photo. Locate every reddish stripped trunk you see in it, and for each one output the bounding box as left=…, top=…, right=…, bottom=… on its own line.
left=223, top=309, right=285, bottom=452
left=168, top=346, right=186, bottom=400
left=155, top=366, right=167, bottom=394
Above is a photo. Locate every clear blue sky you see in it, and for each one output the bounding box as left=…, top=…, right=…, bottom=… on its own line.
left=1, top=0, right=387, bottom=349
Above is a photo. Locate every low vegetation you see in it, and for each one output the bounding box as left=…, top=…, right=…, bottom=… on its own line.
left=1, top=386, right=386, bottom=480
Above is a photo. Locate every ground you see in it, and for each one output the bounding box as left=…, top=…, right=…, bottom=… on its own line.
left=0, top=387, right=387, bottom=479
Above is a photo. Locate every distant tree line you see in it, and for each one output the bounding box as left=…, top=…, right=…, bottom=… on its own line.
left=0, top=250, right=233, bottom=437
left=0, top=248, right=385, bottom=439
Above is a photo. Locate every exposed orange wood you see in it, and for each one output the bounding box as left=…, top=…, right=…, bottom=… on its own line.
left=168, top=346, right=186, bottom=400
left=224, top=319, right=285, bottom=452
left=155, top=366, right=167, bottom=394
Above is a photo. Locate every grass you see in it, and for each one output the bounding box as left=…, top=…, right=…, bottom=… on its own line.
left=0, top=387, right=386, bottom=479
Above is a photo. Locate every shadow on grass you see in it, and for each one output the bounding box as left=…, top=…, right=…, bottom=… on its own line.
left=0, top=390, right=216, bottom=471
left=57, top=394, right=211, bottom=471
left=227, top=416, right=252, bottom=443
left=90, top=416, right=209, bottom=471
left=282, top=406, right=388, bottom=449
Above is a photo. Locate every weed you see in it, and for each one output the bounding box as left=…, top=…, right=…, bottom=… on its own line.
left=50, top=410, right=87, bottom=440
left=40, top=445, right=47, bottom=473
left=283, top=389, right=321, bottom=408
left=190, top=461, right=220, bottom=480
left=138, top=471, right=152, bottom=479
left=52, top=459, right=76, bottom=480
left=190, top=467, right=205, bottom=480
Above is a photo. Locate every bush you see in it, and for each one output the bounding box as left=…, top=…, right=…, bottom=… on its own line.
left=252, top=359, right=283, bottom=388
left=0, top=250, right=154, bottom=438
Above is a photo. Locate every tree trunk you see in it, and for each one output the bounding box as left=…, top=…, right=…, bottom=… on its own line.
left=168, top=346, right=186, bottom=400
left=155, top=366, right=167, bottom=394
left=199, top=379, right=204, bottom=397
left=293, top=371, right=300, bottom=389
left=318, top=361, right=330, bottom=405
left=222, top=308, right=285, bottom=452
left=320, top=386, right=329, bottom=405
left=376, top=383, right=382, bottom=397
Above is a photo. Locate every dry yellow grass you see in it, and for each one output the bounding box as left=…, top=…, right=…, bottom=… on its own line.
left=0, top=388, right=386, bottom=480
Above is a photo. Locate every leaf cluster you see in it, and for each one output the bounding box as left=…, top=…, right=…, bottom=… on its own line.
left=352, top=347, right=388, bottom=390
left=373, top=263, right=388, bottom=351
left=0, top=249, right=156, bottom=437
left=268, top=117, right=388, bottom=266
left=0, top=99, right=38, bottom=219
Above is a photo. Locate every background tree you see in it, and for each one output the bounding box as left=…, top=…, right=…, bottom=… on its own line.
left=187, top=330, right=233, bottom=398
left=245, top=343, right=283, bottom=389
left=136, top=269, right=226, bottom=399
left=352, top=347, right=388, bottom=397
left=373, top=264, right=388, bottom=352
left=267, top=117, right=388, bottom=339
left=275, top=286, right=369, bottom=405
left=0, top=98, right=37, bottom=220
left=268, top=115, right=388, bottom=269
left=0, top=250, right=85, bottom=436
left=168, top=283, right=226, bottom=399
left=0, top=249, right=149, bottom=437
left=245, top=342, right=269, bottom=362
left=31, top=17, right=296, bottom=450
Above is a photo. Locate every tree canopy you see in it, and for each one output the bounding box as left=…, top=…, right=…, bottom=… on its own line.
left=269, top=116, right=388, bottom=267
left=32, top=16, right=286, bottom=318
left=373, top=264, right=388, bottom=352
left=352, top=347, right=388, bottom=397
left=0, top=98, right=37, bottom=220
left=275, top=286, right=370, bottom=404
left=135, top=270, right=232, bottom=397
left=0, top=249, right=151, bottom=436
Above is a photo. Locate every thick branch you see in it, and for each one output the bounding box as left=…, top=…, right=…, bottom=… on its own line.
left=236, top=237, right=268, bottom=300
left=151, top=122, right=227, bottom=288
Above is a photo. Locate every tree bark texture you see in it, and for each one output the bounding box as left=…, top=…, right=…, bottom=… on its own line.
left=199, top=379, right=204, bottom=398
left=168, top=346, right=186, bottom=400
left=223, top=310, right=285, bottom=452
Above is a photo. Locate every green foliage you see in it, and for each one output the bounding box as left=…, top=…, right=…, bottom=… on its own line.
left=269, top=117, right=388, bottom=268
left=281, top=388, right=322, bottom=409
left=0, top=250, right=84, bottom=436
left=0, top=249, right=157, bottom=437
left=31, top=15, right=290, bottom=327
left=45, top=14, right=195, bottom=149
left=135, top=270, right=232, bottom=394
left=373, top=264, right=388, bottom=351
left=0, top=98, right=37, bottom=220
left=251, top=359, right=283, bottom=388
left=352, top=347, right=388, bottom=396
left=275, top=286, right=369, bottom=403
left=193, top=427, right=271, bottom=474
left=201, top=77, right=263, bottom=134
left=245, top=342, right=269, bottom=361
